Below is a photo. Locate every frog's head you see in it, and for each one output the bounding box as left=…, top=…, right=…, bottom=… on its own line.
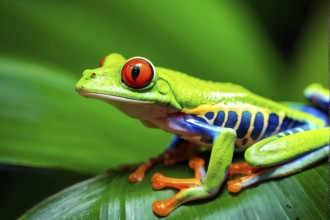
left=76, top=53, right=181, bottom=119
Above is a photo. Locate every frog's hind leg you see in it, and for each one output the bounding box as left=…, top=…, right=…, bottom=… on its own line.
left=283, top=102, right=328, bottom=126
left=227, top=127, right=329, bottom=193
left=304, top=83, right=329, bottom=112
left=228, top=145, right=328, bottom=193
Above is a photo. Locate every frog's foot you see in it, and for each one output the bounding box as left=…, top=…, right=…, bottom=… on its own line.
left=126, top=156, right=165, bottom=182
left=152, top=173, right=202, bottom=190
left=228, top=162, right=260, bottom=178
left=227, top=162, right=261, bottom=193
left=128, top=161, right=152, bottom=182
left=151, top=157, right=204, bottom=190
left=151, top=157, right=205, bottom=190
left=152, top=186, right=216, bottom=217
left=151, top=157, right=211, bottom=216
left=126, top=141, right=201, bottom=183
left=227, top=173, right=259, bottom=193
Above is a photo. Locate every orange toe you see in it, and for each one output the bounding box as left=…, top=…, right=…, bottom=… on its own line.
left=228, top=162, right=258, bottom=178
left=127, top=163, right=151, bottom=182
left=151, top=172, right=202, bottom=190
left=151, top=173, right=166, bottom=190
left=152, top=199, right=177, bottom=217
left=128, top=171, right=144, bottom=182
left=227, top=179, right=243, bottom=193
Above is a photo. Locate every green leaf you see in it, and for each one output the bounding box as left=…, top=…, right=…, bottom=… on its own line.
left=20, top=161, right=328, bottom=219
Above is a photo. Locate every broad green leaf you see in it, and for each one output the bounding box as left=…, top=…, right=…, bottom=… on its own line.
left=20, top=161, right=328, bottom=219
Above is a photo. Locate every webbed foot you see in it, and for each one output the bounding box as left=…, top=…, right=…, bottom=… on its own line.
left=227, top=162, right=262, bottom=193
left=150, top=157, right=207, bottom=216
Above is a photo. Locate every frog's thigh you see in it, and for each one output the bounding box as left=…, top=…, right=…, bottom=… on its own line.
left=228, top=145, right=328, bottom=193
left=245, top=127, right=329, bottom=167
left=227, top=128, right=329, bottom=193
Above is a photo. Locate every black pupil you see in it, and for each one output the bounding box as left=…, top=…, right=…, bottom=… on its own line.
left=131, top=65, right=140, bottom=82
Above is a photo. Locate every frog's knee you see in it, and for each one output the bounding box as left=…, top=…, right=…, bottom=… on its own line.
left=244, top=147, right=260, bottom=167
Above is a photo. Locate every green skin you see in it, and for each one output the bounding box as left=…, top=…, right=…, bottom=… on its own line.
left=76, top=53, right=329, bottom=216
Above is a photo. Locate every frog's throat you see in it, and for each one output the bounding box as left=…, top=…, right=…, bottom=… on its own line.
left=77, top=91, right=154, bottom=104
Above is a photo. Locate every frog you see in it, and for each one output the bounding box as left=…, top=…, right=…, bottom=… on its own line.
left=76, top=53, right=329, bottom=217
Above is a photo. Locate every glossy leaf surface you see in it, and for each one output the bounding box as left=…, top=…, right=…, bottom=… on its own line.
left=20, top=161, right=328, bottom=219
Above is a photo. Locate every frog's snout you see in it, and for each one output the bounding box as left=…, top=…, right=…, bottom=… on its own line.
left=75, top=70, right=91, bottom=92
left=75, top=81, right=85, bottom=93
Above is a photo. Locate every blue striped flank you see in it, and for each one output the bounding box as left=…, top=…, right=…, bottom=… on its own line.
left=225, top=111, right=238, bottom=128
left=264, top=113, right=279, bottom=137
left=214, top=111, right=225, bottom=126
left=251, top=112, right=264, bottom=140
left=236, top=111, right=252, bottom=138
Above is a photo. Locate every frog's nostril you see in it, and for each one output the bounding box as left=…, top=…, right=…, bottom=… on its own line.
left=91, top=72, right=97, bottom=78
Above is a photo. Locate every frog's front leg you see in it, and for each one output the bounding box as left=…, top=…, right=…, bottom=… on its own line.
left=152, top=119, right=236, bottom=216
left=228, top=127, right=329, bottom=192
left=125, top=135, right=201, bottom=182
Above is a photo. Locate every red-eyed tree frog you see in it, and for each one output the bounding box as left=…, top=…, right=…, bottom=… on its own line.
left=76, top=53, right=329, bottom=216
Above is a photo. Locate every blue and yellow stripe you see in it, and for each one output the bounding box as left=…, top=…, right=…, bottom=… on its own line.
left=184, top=104, right=308, bottom=149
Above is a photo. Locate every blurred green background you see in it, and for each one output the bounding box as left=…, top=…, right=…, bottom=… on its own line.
left=0, top=0, right=328, bottom=219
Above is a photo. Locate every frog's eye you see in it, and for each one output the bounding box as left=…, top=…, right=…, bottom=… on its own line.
left=99, top=55, right=107, bottom=67
left=121, top=57, right=155, bottom=89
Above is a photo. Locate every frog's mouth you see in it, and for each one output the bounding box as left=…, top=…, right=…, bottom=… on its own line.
left=76, top=90, right=177, bottom=120
left=77, top=90, right=154, bottom=104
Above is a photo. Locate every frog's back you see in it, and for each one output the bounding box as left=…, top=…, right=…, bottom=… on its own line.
left=157, top=67, right=253, bottom=109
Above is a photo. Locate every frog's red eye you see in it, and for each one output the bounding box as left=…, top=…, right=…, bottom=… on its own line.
left=121, top=58, right=155, bottom=89
left=99, top=55, right=107, bottom=67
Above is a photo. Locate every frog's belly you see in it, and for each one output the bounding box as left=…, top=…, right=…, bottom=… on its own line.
left=148, top=114, right=250, bottom=151
left=180, top=134, right=249, bottom=152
